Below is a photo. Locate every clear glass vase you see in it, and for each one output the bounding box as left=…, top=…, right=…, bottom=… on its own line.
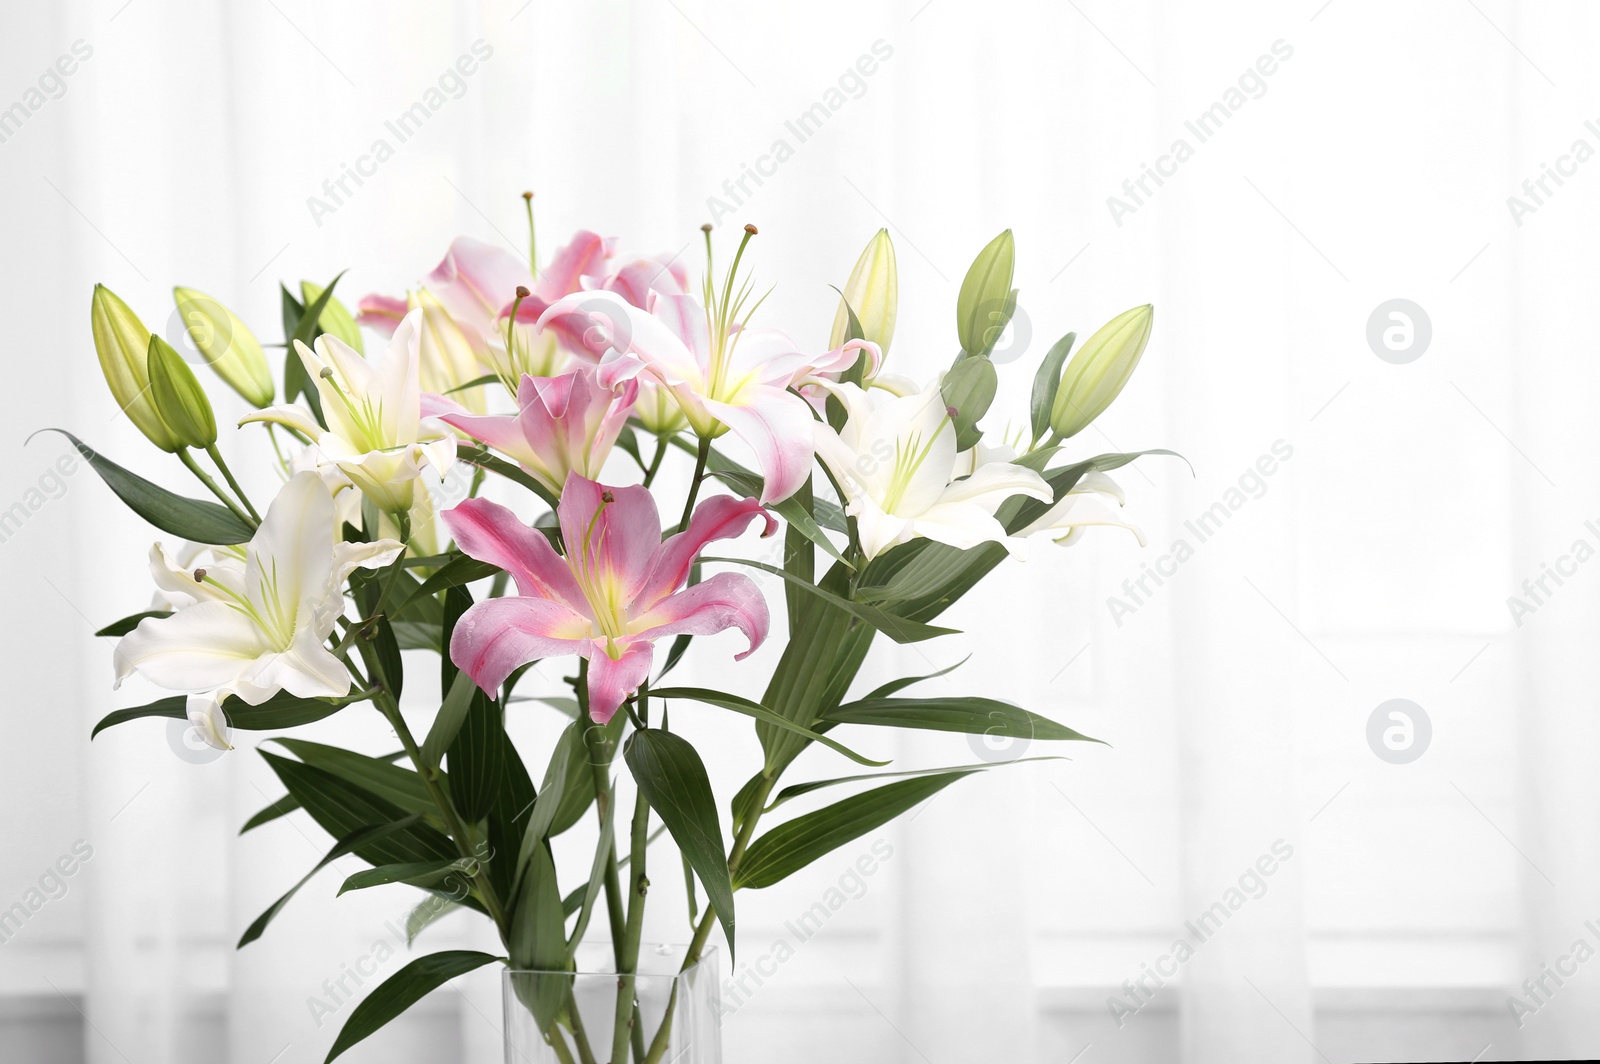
left=503, top=942, right=721, bottom=1064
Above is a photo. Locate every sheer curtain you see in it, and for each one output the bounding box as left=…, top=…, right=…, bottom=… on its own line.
left=1, top=1, right=1593, bottom=1062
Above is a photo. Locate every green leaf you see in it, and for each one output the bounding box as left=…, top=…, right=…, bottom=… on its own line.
left=508, top=842, right=567, bottom=1030
left=707, top=466, right=849, bottom=567
left=654, top=686, right=888, bottom=768
left=394, top=554, right=502, bottom=619
left=268, top=739, right=441, bottom=819
left=456, top=447, right=561, bottom=511
left=548, top=713, right=625, bottom=837
left=91, top=691, right=355, bottom=740
left=259, top=751, right=457, bottom=868
left=94, top=609, right=171, bottom=637
left=239, top=792, right=300, bottom=834
left=820, top=696, right=1102, bottom=743
left=325, top=951, right=502, bottom=1062
left=405, top=897, right=461, bottom=946
left=624, top=730, right=736, bottom=955
left=755, top=562, right=877, bottom=774
left=941, top=355, right=997, bottom=450
left=1030, top=331, right=1076, bottom=442
left=766, top=755, right=1063, bottom=813
left=300, top=280, right=363, bottom=354
left=238, top=816, right=424, bottom=947
left=444, top=372, right=501, bottom=396
left=862, top=656, right=969, bottom=700
left=784, top=477, right=816, bottom=632
left=699, top=556, right=953, bottom=643
left=447, top=689, right=503, bottom=823
left=391, top=618, right=442, bottom=651
left=338, top=858, right=477, bottom=896
left=736, top=773, right=977, bottom=889
left=279, top=284, right=323, bottom=425
left=566, top=788, right=616, bottom=944
left=441, top=584, right=471, bottom=692
left=1001, top=449, right=1187, bottom=533
left=516, top=723, right=578, bottom=888
left=423, top=670, right=478, bottom=772
left=484, top=715, right=537, bottom=905
left=34, top=430, right=254, bottom=544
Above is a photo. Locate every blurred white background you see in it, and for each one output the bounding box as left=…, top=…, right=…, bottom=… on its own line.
left=3, top=1, right=1598, bottom=1061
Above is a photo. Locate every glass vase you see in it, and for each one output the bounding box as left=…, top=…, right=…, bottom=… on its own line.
left=503, top=942, right=721, bottom=1064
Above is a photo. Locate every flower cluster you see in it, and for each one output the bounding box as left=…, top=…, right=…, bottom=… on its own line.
left=66, top=204, right=1163, bottom=1063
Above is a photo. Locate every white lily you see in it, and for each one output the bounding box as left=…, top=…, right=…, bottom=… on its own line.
left=114, top=472, right=402, bottom=707
left=813, top=378, right=1052, bottom=561
left=243, top=309, right=456, bottom=514
left=1019, top=469, right=1145, bottom=546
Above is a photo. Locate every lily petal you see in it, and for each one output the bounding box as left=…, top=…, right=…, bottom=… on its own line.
left=628, top=571, right=769, bottom=659
left=449, top=597, right=592, bottom=694
left=701, top=386, right=817, bottom=503
left=634, top=494, right=774, bottom=611
left=557, top=475, right=663, bottom=606
left=583, top=639, right=655, bottom=724
left=442, top=497, right=586, bottom=606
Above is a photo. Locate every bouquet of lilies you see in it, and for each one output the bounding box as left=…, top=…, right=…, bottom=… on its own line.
left=59, top=201, right=1165, bottom=1063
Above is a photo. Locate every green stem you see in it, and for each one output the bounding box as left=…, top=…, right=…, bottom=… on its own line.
left=641, top=436, right=668, bottom=489
left=204, top=444, right=261, bottom=522
left=577, top=664, right=632, bottom=977
left=610, top=783, right=651, bottom=1064
left=677, top=435, right=711, bottom=533
left=177, top=449, right=257, bottom=528
left=368, top=680, right=512, bottom=936
left=566, top=1001, right=599, bottom=1064
left=547, top=1027, right=579, bottom=1064
left=641, top=773, right=777, bottom=1064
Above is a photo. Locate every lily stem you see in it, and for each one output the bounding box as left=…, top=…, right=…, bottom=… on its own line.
left=677, top=435, right=711, bottom=533
left=611, top=778, right=651, bottom=1064
left=641, top=772, right=777, bottom=1064
left=177, top=448, right=258, bottom=528
left=204, top=444, right=261, bottom=522
left=367, top=675, right=512, bottom=937
left=641, top=436, right=668, bottom=489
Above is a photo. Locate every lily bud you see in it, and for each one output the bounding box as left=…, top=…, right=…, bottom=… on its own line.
left=1049, top=304, right=1154, bottom=439
left=300, top=281, right=364, bottom=354
left=829, top=228, right=898, bottom=358
left=635, top=378, right=688, bottom=436
left=955, top=229, right=1015, bottom=357
left=173, top=286, right=274, bottom=408
left=91, top=284, right=181, bottom=452
left=147, top=334, right=217, bottom=449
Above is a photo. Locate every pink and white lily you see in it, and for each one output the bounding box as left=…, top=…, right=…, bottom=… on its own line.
left=359, top=232, right=687, bottom=395
left=430, top=366, right=639, bottom=497
left=538, top=288, right=877, bottom=503
left=442, top=474, right=775, bottom=722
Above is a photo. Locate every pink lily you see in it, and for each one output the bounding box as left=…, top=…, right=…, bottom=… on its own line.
left=442, top=474, right=776, bottom=722
left=429, top=366, right=639, bottom=496
left=539, top=288, right=877, bottom=503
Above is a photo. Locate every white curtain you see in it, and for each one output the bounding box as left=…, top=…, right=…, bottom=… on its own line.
left=1, top=1, right=1593, bottom=1062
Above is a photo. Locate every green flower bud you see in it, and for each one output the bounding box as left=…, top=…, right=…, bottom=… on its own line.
left=955, top=229, right=1015, bottom=357
left=829, top=228, right=898, bottom=358
left=1049, top=304, right=1154, bottom=439
left=173, top=286, right=275, bottom=408
left=300, top=280, right=364, bottom=354
left=91, top=284, right=180, bottom=452
left=147, top=334, right=217, bottom=449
